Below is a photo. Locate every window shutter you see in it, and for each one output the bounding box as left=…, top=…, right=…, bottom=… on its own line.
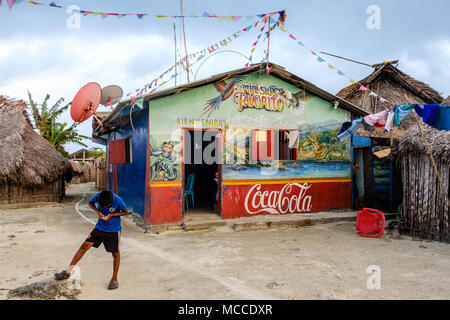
left=251, top=129, right=276, bottom=161
left=109, top=139, right=130, bottom=164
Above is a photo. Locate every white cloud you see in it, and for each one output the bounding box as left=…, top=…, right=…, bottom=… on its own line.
left=399, top=38, right=450, bottom=98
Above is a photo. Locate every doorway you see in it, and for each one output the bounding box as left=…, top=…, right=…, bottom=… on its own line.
left=183, top=129, right=221, bottom=215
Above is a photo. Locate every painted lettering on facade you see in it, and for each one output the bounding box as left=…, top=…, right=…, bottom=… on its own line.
left=244, top=183, right=313, bottom=215
left=233, top=83, right=285, bottom=112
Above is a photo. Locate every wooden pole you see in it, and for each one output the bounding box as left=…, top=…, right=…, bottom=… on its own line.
left=173, top=22, right=177, bottom=86
left=180, top=0, right=190, bottom=83
left=266, top=18, right=270, bottom=71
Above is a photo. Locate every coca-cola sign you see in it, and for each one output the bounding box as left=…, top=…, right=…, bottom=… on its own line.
left=244, top=183, right=313, bottom=215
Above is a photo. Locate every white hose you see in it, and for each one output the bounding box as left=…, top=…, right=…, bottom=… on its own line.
left=75, top=193, right=96, bottom=225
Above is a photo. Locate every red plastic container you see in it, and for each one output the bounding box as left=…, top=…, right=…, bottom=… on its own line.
left=356, top=208, right=385, bottom=238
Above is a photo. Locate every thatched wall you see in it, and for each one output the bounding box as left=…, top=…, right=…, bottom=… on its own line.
left=0, top=96, right=73, bottom=205
left=393, top=127, right=450, bottom=242
left=0, top=177, right=65, bottom=205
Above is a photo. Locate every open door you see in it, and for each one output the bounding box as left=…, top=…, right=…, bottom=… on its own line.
left=183, top=129, right=222, bottom=215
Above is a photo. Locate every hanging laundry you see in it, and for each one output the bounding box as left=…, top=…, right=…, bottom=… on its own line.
left=362, top=119, right=375, bottom=132
left=337, top=121, right=352, bottom=135
left=414, top=104, right=439, bottom=125
left=394, top=104, right=415, bottom=126
left=364, top=109, right=388, bottom=128
left=288, top=130, right=301, bottom=149
left=337, top=118, right=363, bottom=142
left=430, top=105, right=450, bottom=131
left=384, top=111, right=395, bottom=132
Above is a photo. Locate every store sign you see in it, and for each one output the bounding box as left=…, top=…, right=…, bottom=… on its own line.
left=244, top=183, right=312, bottom=215
left=233, top=83, right=285, bottom=112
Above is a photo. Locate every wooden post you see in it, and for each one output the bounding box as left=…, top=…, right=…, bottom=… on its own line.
left=180, top=0, right=190, bottom=83
left=173, top=22, right=177, bottom=86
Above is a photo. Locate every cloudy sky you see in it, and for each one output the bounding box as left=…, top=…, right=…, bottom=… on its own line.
left=1, top=0, right=449, bottom=153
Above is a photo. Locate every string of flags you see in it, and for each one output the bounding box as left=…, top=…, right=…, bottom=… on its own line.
left=125, top=11, right=286, bottom=100
left=1, top=0, right=285, bottom=22
left=243, top=14, right=283, bottom=68
left=245, top=20, right=266, bottom=67
left=279, top=26, right=400, bottom=109
left=125, top=14, right=280, bottom=100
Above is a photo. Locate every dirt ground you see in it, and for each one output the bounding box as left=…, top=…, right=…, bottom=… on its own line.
left=0, top=183, right=449, bottom=300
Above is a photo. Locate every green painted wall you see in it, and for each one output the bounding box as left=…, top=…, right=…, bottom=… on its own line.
left=149, top=72, right=351, bottom=182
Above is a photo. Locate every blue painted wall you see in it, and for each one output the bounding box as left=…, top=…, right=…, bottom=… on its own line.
left=106, top=106, right=149, bottom=217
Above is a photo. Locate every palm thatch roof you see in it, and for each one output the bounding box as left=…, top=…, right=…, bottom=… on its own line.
left=0, top=96, right=73, bottom=186
left=336, top=61, right=443, bottom=128
left=392, top=126, right=450, bottom=164
left=443, top=95, right=450, bottom=105
left=69, top=160, right=83, bottom=175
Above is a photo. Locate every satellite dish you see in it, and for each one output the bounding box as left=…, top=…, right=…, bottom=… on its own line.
left=101, top=85, right=123, bottom=108
left=70, top=82, right=102, bottom=125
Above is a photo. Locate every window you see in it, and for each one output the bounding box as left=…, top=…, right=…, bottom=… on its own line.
left=278, top=130, right=298, bottom=160
left=251, top=129, right=275, bottom=161
left=251, top=129, right=298, bottom=161
left=109, top=138, right=131, bottom=164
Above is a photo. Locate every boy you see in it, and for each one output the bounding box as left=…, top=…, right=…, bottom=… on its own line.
left=54, top=190, right=128, bottom=290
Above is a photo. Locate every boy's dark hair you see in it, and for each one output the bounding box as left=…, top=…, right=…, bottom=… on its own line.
left=99, top=191, right=113, bottom=207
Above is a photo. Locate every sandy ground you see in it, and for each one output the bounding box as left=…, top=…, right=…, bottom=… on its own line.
left=0, top=182, right=449, bottom=300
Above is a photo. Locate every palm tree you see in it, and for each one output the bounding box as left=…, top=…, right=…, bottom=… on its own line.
left=28, top=91, right=90, bottom=157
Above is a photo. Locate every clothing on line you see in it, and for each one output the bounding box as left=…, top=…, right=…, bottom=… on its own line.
left=337, top=118, right=363, bottom=142
left=394, top=104, right=415, bottom=126
left=362, top=119, right=375, bottom=132
left=431, top=105, right=450, bottom=131
left=414, top=104, right=439, bottom=125
left=364, top=109, right=388, bottom=128
left=384, top=111, right=395, bottom=132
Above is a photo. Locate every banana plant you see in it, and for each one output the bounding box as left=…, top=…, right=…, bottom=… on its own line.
left=28, top=91, right=90, bottom=157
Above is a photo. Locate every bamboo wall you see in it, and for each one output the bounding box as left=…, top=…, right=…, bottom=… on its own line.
left=95, top=159, right=107, bottom=191
left=401, top=153, right=450, bottom=242
left=0, top=177, right=65, bottom=206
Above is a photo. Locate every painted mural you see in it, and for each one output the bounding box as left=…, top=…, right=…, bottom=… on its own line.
left=149, top=71, right=352, bottom=182
left=149, top=135, right=181, bottom=181
left=147, top=71, right=353, bottom=220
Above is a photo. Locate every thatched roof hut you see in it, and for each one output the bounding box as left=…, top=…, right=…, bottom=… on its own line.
left=337, top=61, right=443, bottom=128
left=392, top=126, right=450, bottom=242
left=443, top=95, right=450, bottom=105
left=0, top=96, right=73, bottom=205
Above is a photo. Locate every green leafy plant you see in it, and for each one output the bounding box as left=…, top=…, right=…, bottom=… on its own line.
left=28, top=91, right=90, bottom=157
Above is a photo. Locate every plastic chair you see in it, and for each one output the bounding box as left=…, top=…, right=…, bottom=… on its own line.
left=184, top=173, right=195, bottom=211
left=356, top=208, right=385, bottom=238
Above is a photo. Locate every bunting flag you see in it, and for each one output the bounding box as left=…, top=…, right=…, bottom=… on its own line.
left=281, top=26, right=400, bottom=109
left=245, top=18, right=268, bottom=67
left=126, top=15, right=273, bottom=99
left=2, top=0, right=19, bottom=9
left=9, top=1, right=285, bottom=22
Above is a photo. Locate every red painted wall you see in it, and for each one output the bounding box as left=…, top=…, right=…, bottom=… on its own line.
left=221, top=178, right=351, bottom=219
left=149, top=183, right=183, bottom=225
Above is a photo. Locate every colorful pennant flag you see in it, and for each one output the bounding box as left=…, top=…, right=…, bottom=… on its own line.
left=359, top=85, right=368, bottom=91
left=11, top=1, right=285, bottom=22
